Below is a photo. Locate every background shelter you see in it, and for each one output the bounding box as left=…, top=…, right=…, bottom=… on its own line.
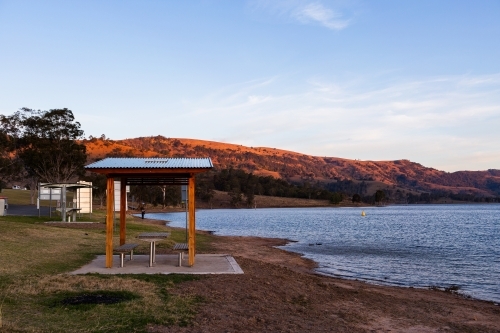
left=85, top=157, right=213, bottom=268
left=41, top=182, right=93, bottom=221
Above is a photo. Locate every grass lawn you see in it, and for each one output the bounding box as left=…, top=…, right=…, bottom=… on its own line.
left=0, top=188, right=74, bottom=206
left=0, top=211, right=212, bottom=333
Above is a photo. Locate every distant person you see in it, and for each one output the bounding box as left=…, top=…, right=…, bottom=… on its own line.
left=139, top=202, right=146, bottom=220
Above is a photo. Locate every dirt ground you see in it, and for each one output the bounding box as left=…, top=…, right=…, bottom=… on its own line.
left=49, top=216, right=499, bottom=332
left=147, top=229, right=500, bottom=333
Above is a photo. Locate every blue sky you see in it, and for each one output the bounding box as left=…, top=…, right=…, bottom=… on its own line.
left=1, top=0, right=499, bottom=172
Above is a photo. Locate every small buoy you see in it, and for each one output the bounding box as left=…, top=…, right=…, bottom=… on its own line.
left=361, top=211, right=366, bottom=217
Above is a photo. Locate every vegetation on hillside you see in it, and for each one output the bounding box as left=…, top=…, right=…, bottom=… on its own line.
left=83, top=135, right=500, bottom=199
left=2, top=108, right=500, bottom=206
left=109, top=167, right=500, bottom=209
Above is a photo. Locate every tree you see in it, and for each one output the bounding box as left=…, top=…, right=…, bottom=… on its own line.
left=244, top=185, right=255, bottom=207
left=228, top=187, right=243, bottom=207
left=164, top=186, right=181, bottom=207
left=159, top=185, right=167, bottom=208
left=82, top=173, right=107, bottom=208
left=352, top=193, right=361, bottom=203
left=375, top=190, right=386, bottom=204
left=1, top=108, right=87, bottom=183
left=157, top=185, right=182, bottom=208
left=0, top=122, right=22, bottom=191
left=330, top=192, right=343, bottom=204
left=196, top=174, right=216, bottom=207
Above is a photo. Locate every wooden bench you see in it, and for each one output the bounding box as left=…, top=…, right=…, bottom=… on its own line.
left=173, top=243, right=188, bottom=267
left=114, top=243, right=139, bottom=268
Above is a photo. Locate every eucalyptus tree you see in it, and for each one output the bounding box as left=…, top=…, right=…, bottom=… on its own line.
left=0, top=108, right=87, bottom=184
left=375, top=189, right=386, bottom=204
left=0, top=121, right=22, bottom=191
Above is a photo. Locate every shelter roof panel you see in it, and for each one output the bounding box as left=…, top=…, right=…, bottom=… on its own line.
left=85, top=157, right=213, bottom=170
left=42, top=183, right=93, bottom=189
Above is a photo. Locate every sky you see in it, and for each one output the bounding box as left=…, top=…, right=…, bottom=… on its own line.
left=1, top=0, right=499, bottom=172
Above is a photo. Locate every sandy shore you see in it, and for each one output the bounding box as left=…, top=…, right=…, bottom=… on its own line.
left=143, top=218, right=500, bottom=333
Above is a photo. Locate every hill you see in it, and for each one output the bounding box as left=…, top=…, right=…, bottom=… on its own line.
left=83, top=135, right=500, bottom=198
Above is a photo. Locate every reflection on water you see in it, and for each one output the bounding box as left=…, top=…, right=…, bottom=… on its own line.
left=149, top=204, right=500, bottom=303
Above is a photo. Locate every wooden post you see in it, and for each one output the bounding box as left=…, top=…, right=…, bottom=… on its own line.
left=188, top=174, right=196, bottom=266
left=105, top=177, right=115, bottom=268
left=119, top=177, right=127, bottom=246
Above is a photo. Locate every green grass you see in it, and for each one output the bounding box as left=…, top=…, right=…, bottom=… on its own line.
left=1, top=188, right=74, bottom=206
left=0, top=213, right=212, bottom=332
left=0, top=188, right=33, bottom=205
left=0, top=215, right=55, bottom=224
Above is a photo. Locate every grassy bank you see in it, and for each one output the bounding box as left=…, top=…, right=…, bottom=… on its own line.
left=189, top=190, right=369, bottom=209
left=0, top=212, right=212, bottom=333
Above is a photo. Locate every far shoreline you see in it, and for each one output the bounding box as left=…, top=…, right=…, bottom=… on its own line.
left=135, top=201, right=500, bottom=215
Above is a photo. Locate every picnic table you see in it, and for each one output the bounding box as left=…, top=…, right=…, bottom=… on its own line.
left=56, top=207, right=81, bottom=222
left=137, top=232, right=170, bottom=267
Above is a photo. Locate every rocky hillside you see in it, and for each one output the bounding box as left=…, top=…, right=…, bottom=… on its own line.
left=83, top=135, right=500, bottom=197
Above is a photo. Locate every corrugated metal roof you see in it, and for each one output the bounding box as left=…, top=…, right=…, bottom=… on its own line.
left=85, top=157, right=213, bottom=169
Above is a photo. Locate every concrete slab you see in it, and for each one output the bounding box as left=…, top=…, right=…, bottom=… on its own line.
left=71, top=254, right=244, bottom=275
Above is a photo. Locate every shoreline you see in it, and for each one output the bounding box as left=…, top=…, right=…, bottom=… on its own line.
left=136, top=201, right=500, bottom=216
left=152, top=216, right=500, bottom=305
left=145, top=209, right=500, bottom=306
left=223, top=231, right=500, bottom=305
left=146, top=215, right=500, bottom=332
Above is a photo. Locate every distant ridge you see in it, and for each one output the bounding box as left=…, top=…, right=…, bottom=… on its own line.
left=83, top=135, right=500, bottom=197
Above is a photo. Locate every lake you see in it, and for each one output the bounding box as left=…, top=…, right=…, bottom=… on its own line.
left=147, top=204, right=500, bottom=303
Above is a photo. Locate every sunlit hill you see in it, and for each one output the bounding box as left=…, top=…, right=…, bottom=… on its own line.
left=84, top=135, right=500, bottom=199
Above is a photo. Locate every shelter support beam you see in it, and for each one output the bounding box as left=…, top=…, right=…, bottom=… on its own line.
left=188, top=174, right=196, bottom=266
left=105, top=177, right=115, bottom=268
left=120, top=177, right=127, bottom=246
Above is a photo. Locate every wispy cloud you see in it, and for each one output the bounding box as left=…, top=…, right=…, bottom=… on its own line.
left=292, top=3, right=350, bottom=30
left=249, top=0, right=353, bottom=31
left=181, top=73, right=500, bottom=171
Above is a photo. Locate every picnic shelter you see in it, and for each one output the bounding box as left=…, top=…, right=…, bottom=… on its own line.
left=85, top=157, right=213, bottom=268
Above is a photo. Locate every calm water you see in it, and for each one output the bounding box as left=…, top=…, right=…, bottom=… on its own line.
left=148, top=204, right=500, bottom=303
